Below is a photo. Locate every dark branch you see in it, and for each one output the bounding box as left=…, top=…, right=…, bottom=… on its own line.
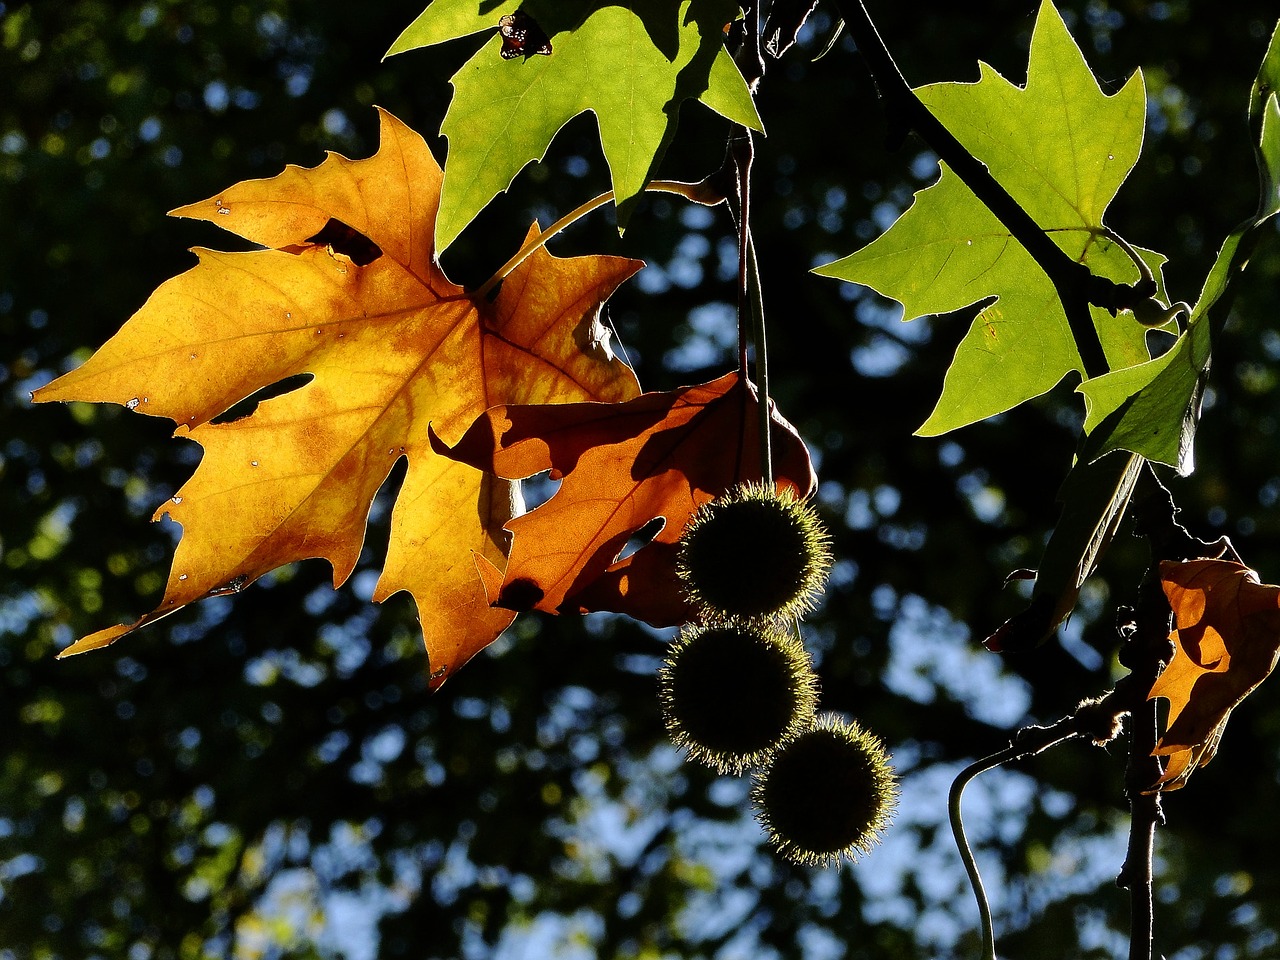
left=1114, top=585, right=1170, bottom=960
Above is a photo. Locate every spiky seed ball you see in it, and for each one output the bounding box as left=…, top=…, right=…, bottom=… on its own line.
left=753, top=713, right=897, bottom=866
left=659, top=622, right=819, bottom=775
left=677, top=483, right=832, bottom=623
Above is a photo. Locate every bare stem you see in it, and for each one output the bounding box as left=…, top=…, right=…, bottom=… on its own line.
left=733, top=133, right=754, bottom=381
left=474, top=180, right=714, bottom=300
left=746, top=234, right=773, bottom=486
left=949, top=717, right=1084, bottom=960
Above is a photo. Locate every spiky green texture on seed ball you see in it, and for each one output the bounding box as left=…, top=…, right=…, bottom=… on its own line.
left=659, top=622, right=819, bottom=775
left=677, top=483, right=832, bottom=623
left=753, top=713, right=897, bottom=866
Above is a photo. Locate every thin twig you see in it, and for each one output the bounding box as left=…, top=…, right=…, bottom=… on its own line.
left=827, top=0, right=1147, bottom=379
left=949, top=717, right=1085, bottom=960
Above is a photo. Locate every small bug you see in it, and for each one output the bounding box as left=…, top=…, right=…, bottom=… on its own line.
left=498, top=11, right=552, bottom=59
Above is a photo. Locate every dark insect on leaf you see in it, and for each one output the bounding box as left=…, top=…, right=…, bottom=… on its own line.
left=498, top=11, right=552, bottom=60
left=303, top=218, right=382, bottom=266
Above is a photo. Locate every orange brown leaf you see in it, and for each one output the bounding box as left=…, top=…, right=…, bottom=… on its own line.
left=32, top=107, right=641, bottom=688
left=432, top=371, right=818, bottom=625
left=1147, top=558, right=1280, bottom=790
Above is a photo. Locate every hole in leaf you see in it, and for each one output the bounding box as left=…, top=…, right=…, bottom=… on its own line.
left=303, top=218, right=382, bottom=266
left=211, top=373, right=314, bottom=424
left=499, top=578, right=544, bottom=611
left=522, top=471, right=560, bottom=511
left=617, top=516, right=665, bottom=561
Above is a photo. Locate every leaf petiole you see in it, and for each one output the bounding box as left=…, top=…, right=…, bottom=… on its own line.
left=474, top=180, right=722, bottom=299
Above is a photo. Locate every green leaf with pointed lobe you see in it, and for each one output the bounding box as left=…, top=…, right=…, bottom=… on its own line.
left=1080, top=18, right=1280, bottom=473
left=388, top=0, right=761, bottom=252
left=815, top=0, right=1158, bottom=436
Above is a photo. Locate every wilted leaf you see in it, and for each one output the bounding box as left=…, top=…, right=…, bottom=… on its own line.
left=386, top=0, right=762, bottom=250
left=433, top=371, right=817, bottom=625
left=33, top=108, right=641, bottom=688
left=816, top=0, right=1165, bottom=436
left=984, top=450, right=1143, bottom=652
left=1147, top=558, right=1280, bottom=790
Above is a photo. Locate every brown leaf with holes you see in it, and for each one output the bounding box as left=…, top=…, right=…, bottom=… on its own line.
left=432, top=371, right=818, bottom=625
left=32, top=108, right=641, bottom=688
left=1147, top=558, right=1280, bottom=790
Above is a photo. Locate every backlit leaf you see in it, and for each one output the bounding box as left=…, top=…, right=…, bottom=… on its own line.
left=816, top=0, right=1162, bottom=436
left=1147, top=558, right=1280, bottom=790
left=433, top=372, right=817, bottom=626
left=1080, top=18, right=1280, bottom=472
left=387, top=0, right=762, bottom=250
left=32, top=108, right=641, bottom=688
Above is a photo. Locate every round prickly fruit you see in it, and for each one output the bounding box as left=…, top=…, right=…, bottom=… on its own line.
left=659, top=622, right=819, bottom=775
left=676, top=482, right=832, bottom=623
left=753, top=713, right=897, bottom=866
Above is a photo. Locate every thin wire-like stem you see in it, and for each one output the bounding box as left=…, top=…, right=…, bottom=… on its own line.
left=729, top=127, right=774, bottom=486
left=949, top=746, right=1018, bottom=960
left=746, top=233, right=773, bottom=487
left=733, top=133, right=754, bottom=381
left=474, top=180, right=711, bottom=299
left=949, top=718, right=1083, bottom=960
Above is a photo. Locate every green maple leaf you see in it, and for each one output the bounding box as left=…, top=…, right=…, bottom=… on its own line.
left=387, top=0, right=762, bottom=252
left=815, top=0, right=1164, bottom=437
left=1079, top=18, right=1280, bottom=474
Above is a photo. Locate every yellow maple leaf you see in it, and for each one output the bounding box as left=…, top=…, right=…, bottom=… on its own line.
left=1147, top=558, right=1280, bottom=790
left=33, top=107, right=641, bottom=688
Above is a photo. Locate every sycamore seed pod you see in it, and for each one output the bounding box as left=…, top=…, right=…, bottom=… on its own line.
left=677, top=482, right=833, bottom=623
left=659, top=622, right=819, bottom=775
left=753, top=713, right=897, bottom=867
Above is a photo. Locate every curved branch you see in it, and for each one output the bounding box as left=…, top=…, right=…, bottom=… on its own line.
left=949, top=717, right=1086, bottom=960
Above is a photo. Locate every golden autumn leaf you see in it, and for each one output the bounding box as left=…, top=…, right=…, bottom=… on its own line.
left=1147, top=558, right=1280, bottom=790
left=433, top=371, right=817, bottom=626
left=32, top=107, right=641, bottom=689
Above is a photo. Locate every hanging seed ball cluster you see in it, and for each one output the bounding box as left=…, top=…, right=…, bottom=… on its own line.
left=676, top=482, right=833, bottom=622
left=659, top=482, right=897, bottom=866
left=660, top=622, right=818, bottom=774
left=753, top=713, right=897, bottom=866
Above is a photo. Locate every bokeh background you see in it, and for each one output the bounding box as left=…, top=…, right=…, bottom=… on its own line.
left=4, top=1, right=1280, bottom=957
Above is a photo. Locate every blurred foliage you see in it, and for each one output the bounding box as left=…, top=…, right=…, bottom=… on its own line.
left=4, top=1, right=1280, bottom=958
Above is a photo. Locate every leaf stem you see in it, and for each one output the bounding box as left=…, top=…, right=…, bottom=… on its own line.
left=733, top=133, right=754, bottom=382
left=474, top=180, right=716, bottom=300
left=949, top=717, right=1082, bottom=960
left=747, top=234, right=773, bottom=487
left=731, top=129, right=774, bottom=486
left=827, top=0, right=1144, bottom=379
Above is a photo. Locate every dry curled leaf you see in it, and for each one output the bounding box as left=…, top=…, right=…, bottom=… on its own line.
left=33, top=108, right=641, bottom=688
left=432, top=371, right=818, bottom=626
left=1147, top=558, right=1280, bottom=790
